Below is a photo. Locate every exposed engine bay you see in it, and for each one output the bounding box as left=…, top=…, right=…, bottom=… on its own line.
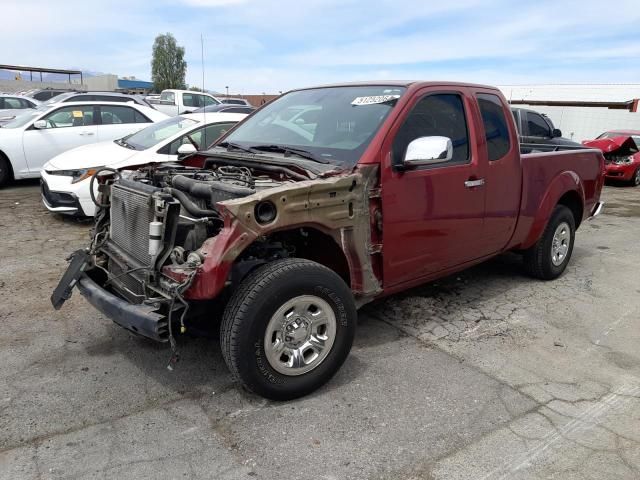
left=87, top=163, right=298, bottom=315
left=123, top=164, right=294, bottom=254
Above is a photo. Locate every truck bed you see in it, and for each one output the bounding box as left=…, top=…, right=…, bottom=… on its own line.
left=510, top=148, right=604, bottom=250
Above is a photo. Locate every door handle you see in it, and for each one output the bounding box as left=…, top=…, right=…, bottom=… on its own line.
left=464, top=178, right=485, bottom=188
left=79, top=131, right=94, bottom=136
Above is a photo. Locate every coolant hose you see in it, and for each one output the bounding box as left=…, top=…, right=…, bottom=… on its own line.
left=90, top=168, right=120, bottom=208
left=165, top=187, right=220, bottom=218
left=171, top=174, right=254, bottom=199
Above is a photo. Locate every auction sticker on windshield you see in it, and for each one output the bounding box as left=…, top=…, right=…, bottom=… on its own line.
left=351, top=95, right=400, bottom=106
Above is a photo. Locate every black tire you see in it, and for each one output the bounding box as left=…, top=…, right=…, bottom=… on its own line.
left=523, top=205, right=576, bottom=280
left=630, top=167, right=640, bottom=187
left=220, top=258, right=357, bottom=400
left=0, top=154, right=12, bottom=188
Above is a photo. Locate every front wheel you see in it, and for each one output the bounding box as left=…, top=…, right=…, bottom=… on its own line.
left=220, top=258, right=357, bottom=400
left=523, top=205, right=576, bottom=280
left=630, top=167, right=640, bottom=187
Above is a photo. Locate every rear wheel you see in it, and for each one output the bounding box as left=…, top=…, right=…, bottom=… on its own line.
left=0, top=154, right=12, bottom=187
left=220, top=258, right=357, bottom=400
left=523, top=205, right=575, bottom=280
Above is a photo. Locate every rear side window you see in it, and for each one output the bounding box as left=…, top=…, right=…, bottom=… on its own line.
left=223, top=107, right=253, bottom=114
left=477, top=93, right=511, bottom=161
left=2, top=97, right=28, bottom=109
left=393, top=93, right=469, bottom=166
left=65, top=95, right=93, bottom=102
left=100, top=105, right=149, bottom=124
left=95, top=95, right=129, bottom=103
left=203, top=96, right=217, bottom=106
left=526, top=112, right=551, bottom=137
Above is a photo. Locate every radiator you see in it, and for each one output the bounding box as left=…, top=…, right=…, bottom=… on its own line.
left=109, top=183, right=154, bottom=265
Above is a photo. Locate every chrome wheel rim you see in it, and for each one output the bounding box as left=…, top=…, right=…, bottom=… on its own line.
left=551, top=221, right=571, bottom=266
left=264, top=295, right=337, bottom=376
left=634, top=169, right=640, bottom=186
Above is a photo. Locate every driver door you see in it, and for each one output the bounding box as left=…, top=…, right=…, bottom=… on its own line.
left=381, top=89, right=487, bottom=288
left=22, top=105, right=97, bottom=173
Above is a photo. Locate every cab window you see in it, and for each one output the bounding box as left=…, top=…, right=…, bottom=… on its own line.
left=183, top=94, right=203, bottom=108
left=477, top=93, right=511, bottom=161
left=393, top=93, right=469, bottom=166
left=160, top=91, right=175, bottom=104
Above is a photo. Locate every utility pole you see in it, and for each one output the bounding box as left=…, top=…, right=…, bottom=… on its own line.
left=225, top=86, right=229, bottom=97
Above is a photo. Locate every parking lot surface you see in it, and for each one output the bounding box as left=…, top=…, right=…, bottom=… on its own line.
left=1, top=181, right=639, bottom=479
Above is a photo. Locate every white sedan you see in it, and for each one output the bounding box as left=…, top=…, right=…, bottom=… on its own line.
left=41, top=112, right=246, bottom=216
left=0, top=101, right=168, bottom=187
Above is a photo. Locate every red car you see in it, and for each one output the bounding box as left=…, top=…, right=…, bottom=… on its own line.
left=583, top=130, right=640, bottom=186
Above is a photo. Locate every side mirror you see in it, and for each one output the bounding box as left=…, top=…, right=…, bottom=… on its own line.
left=33, top=119, right=47, bottom=129
left=403, top=136, right=453, bottom=167
left=552, top=128, right=562, bottom=138
left=177, top=143, right=197, bottom=156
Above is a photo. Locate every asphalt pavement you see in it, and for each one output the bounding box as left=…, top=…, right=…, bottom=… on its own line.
left=1, top=181, right=638, bottom=479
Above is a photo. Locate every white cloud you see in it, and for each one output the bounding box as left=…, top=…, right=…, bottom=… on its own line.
left=2, top=0, right=640, bottom=93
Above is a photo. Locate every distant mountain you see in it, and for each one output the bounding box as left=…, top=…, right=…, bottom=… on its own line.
left=0, top=68, right=102, bottom=83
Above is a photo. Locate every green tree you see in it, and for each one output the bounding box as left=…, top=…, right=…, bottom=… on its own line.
left=151, top=33, right=187, bottom=92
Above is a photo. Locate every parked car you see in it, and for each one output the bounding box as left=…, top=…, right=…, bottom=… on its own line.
left=147, top=89, right=220, bottom=116
left=53, top=81, right=604, bottom=400
left=192, top=104, right=255, bottom=114
left=41, top=112, right=246, bottom=216
left=25, top=88, right=76, bottom=102
left=0, top=101, right=167, bottom=187
left=510, top=107, right=583, bottom=152
left=583, top=130, right=640, bottom=186
left=0, top=94, right=41, bottom=124
left=220, top=97, right=252, bottom=106
left=43, top=91, right=153, bottom=108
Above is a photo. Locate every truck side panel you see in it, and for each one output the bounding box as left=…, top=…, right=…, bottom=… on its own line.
left=508, top=149, right=604, bottom=250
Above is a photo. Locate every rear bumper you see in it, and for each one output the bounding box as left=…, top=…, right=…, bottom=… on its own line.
left=588, top=201, right=604, bottom=220
left=77, top=274, right=168, bottom=342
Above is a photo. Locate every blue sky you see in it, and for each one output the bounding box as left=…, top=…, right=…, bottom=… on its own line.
left=3, top=0, right=640, bottom=94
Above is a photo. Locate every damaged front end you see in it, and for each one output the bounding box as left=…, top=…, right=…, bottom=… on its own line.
left=52, top=158, right=382, bottom=344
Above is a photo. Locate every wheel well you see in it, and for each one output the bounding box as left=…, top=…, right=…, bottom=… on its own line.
left=557, top=190, right=583, bottom=228
left=233, top=227, right=351, bottom=287
left=0, top=150, right=13, bottom=181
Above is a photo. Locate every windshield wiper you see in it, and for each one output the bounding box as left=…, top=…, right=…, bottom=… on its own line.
left=248, top=145, right=330, bottom=164
left=218, top=141, right=257, bottom=154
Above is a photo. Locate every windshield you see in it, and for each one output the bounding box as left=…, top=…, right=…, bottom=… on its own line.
left=2, top=109, right=42, bottom=128
left=124, top=115, right=198, bottom=150
left=221, top=85, right=406, bottom=166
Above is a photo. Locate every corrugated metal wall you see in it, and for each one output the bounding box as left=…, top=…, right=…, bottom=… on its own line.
left=498, top=84, right=640, bottom=141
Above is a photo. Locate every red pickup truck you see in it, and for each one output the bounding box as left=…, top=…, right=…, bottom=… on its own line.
left=53, top=81, right=605, bottom=400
